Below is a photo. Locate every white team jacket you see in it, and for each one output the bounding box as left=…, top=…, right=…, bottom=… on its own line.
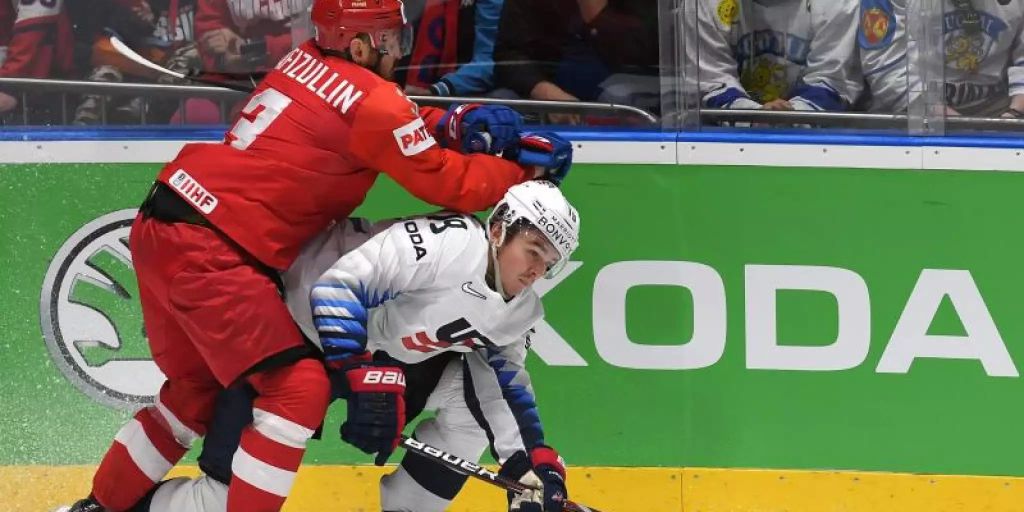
left=693, top=0, right=864, bottom=110
left=859, top=0, right=1024, bottom=115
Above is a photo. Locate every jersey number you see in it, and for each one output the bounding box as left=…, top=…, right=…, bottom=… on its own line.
left=428, top=213, right=468, bottom=234
left=225, top=88, right=292, bottom=150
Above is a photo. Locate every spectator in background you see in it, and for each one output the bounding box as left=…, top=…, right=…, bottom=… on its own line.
left=493, top=0, right=660, bottom=124
left=171, top=0, right=311, bottom=124
left=0, top=0, right=74, bottom=118
left=195, top=0, right=312, bottom=74
left=859, top=0, right=1024, bottom=117
left=0, top=1, right=11, bottom=69
left=857, top=0, right=908, bottom=113
left=68, top=0, right=200, bottom=124
left=692, top=0, right=863, bottom=112
left=399, top=0, right=503, bottom=98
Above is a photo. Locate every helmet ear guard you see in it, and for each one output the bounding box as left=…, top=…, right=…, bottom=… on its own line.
left=492, top=218, right=508, bottom=249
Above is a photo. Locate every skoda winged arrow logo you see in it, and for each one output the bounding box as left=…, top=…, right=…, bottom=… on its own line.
left=40, top=209, right=165, bottom=410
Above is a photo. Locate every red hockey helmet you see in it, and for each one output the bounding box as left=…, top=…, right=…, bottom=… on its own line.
left=311, top=0, right=412, bottom=57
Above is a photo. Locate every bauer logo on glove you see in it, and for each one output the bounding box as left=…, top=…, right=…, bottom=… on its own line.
left=361, top=369, right=406, bottom=386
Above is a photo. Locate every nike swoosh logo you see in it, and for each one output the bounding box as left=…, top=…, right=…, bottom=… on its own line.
left=461, top=281, right=487, bottom=300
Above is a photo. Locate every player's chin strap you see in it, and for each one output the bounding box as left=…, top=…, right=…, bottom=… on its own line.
left=489, top=223, right=510, bottom=300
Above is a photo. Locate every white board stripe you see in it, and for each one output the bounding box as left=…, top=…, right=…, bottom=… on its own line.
left=923, top=146, right=1024, bottom=172
left=4, top=139, right=1024, bottom=171
left=678, top=142, right=924, bottom=170
left=0, top=140, right=202, bottom=163
left=573, top=140, right=676, bottom=164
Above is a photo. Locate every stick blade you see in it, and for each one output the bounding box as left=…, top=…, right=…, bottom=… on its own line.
left=108, top=35, right=186, bottom=80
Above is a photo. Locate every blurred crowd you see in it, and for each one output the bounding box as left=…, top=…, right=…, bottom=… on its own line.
left=693, top=0, right=1024, bottom=118
left=0, top=0, right=1022, bottom=127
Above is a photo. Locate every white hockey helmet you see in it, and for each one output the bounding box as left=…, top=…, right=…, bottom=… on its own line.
left=486, top=180, right=580, bottom=278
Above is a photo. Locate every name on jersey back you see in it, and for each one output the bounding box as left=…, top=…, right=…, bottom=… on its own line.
left=274, top=47, right=365, bottom=115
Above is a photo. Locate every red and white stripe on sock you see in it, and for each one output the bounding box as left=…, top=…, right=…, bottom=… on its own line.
left=227, top=407, right=316, bottom=511
left=93, top=395, right=201, bottom=511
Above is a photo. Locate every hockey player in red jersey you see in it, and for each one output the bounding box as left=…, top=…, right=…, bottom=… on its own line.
left=0, top=0, right=74, bottom=114
left=59, top=1, right=572, bottom=511
left=109, top=180, right=581, bottom=512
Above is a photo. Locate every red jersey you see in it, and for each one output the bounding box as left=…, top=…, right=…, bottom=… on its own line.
left=157, top=40, right=531, bottom=270
left=0, top=1, right=11, bottom=67
left=0, top=0, right=72, bottom=78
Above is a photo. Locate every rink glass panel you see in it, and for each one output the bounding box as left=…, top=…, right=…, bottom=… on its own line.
left=0, top=1, right=669, bottom=130
left=6, top=1, right=1022, bottom=135
left=672, top=0, right=1024, bottom=135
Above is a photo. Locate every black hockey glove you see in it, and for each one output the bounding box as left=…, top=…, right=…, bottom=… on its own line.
left=334, top=362, right=406, bottom=466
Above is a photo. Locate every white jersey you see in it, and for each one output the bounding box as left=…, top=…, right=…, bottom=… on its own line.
left=11, top=0, right=61, bottom=24
left=282, top=213, right=543, bottom=365
left=859, top=0, right=1024, bottom=115
left=142, top=213, right=552, bottom=512
left=283, top=212, right=548, bottom=452
left=693, top=0, right=863, bottom=110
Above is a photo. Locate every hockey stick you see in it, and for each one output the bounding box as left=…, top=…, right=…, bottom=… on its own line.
left=108, top=35, right=257, bottom=93
left=400, top=436, right=603, bottom=512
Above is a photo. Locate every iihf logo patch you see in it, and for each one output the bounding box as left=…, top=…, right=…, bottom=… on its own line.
left=168, top=169, right=218, bottom=214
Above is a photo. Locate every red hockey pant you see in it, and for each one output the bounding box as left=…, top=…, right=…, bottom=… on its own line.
left=91, top=214, right=330, bottom=511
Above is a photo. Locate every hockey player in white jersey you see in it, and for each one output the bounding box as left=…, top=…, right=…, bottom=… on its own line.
left=859, top=0, right=1024, bottom=116
left=691, top=0, right=863, bottom=111
left=129, top=180, right=581, bottom=512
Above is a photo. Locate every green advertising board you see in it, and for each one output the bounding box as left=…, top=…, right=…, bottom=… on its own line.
left=3, top=159, right=1024, bottom=504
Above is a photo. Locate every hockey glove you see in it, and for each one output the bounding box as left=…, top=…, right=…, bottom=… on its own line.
left=325, top=351, right=371, bottom=398
left=336, top=363, right=406, bottom=466
left=507, top=132, right=573, bottom=185
left=501, top=447, right=568, bottom=512
left=437, top=103, right=523, bottom=155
